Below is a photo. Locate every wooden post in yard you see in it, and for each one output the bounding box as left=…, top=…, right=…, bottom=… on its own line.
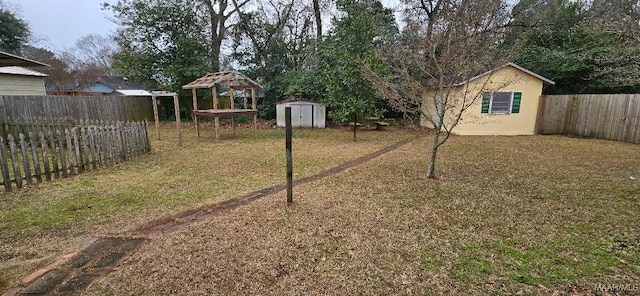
left=192, top=89, right=199, bottom=138
left=252, top=87, right=257, bottom=136
left=152, top=94, right=160, bottom=140
left=230, top=88, right=236, bottom=136
left=213, top=86, right=220, bottom=143
left=285, top=106, right=293, bottom=205
left=174, top=94, right=182, bottom=147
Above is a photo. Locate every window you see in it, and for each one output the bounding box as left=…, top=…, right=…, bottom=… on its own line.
left=481, top=92, right=522, bottom=114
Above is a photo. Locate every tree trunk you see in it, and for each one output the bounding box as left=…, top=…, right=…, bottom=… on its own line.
left=210, top=40, right=221, bottom=72
left=352, top=114, right=357, bottom=141
left=313, top=0, right=322, bottom=39
left=427, top=129, right=440, bottom=178
left=203, top=0, right=225, bottom=72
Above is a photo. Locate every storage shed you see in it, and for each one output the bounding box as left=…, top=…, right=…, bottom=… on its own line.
left=0, top=66, right=48, bottom=95
left=276, top=100, right=326, bottom=128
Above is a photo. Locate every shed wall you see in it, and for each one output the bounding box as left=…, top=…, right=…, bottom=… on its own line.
left=276, top=102, right=326, bottom=128
left=0, top=74, right=46, bottom=95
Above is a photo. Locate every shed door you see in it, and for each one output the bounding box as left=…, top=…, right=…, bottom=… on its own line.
left=290, top=105, right=301, bottom=127
left=299, top=104, right=314, bottom=127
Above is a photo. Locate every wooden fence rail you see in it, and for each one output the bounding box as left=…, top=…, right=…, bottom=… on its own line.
left=0, top=120, right=151, bottom=192
left=538, top=94, right=640, bottom=144
left=3, top=117, right=77, bottom=142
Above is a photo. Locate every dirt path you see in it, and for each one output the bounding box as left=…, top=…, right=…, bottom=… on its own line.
left=5, top=138, right=412, bottom=295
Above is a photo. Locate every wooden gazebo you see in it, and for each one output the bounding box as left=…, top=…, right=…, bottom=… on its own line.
left=182, top=71, right=262, bottom=142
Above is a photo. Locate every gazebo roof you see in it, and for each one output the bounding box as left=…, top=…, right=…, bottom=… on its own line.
left=182, top=70, right=262, bottom=90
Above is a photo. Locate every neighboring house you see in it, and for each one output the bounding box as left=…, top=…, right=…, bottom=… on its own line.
left=0, top=66, right=48, bottom=96
left=421, top=62, right=555, bottom=135
left=276, top=99, right=326, bottom=128
left=78, top=76, right=152, bottom=96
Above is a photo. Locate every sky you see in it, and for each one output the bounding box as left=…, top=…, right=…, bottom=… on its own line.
left=7, top=0, right=402, bottom=53
left=6, top=0, right=117, bottom=51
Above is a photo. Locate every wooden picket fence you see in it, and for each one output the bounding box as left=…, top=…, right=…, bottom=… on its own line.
left=0, top=120, right=151, bottom=192
left=2, top=117, right=77, bottom=142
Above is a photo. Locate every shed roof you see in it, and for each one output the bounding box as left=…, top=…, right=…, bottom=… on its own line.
left=276, top=98, right=319, bottom=104
left=0, top=66, right=48, bottom=77
left=0, top=50, right=49, bottom=67
left=182, top=71, right=262, bottom=90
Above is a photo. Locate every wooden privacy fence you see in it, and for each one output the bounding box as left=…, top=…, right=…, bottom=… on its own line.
left=538, top=94, right=640, bottom=144
left=0, top=95, right=153, bottom=125
left=0, top=120, right=151, bottom=192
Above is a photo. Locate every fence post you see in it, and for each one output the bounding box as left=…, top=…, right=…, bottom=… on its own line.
left=73, top=127, right=83, bottom=173
left=29, top=132, right=42, bottom=183
left=88, top=126, right=97, bottom=169
left=285, top=107, right=293, bottom=205
left=8, top=134, right=22, bottom=189
left=49, top=131, right=59, bottom=179
left=65, top=128, right=75, bottom=174
left=57, top=130, right=68, bottom=178
left=0, top=136, right=12, bottom=192
left=19, top=134, right=32, bottom=185
left=143, top=119, right=151, bottom=152
left=40, top=132, right=51, bottom=181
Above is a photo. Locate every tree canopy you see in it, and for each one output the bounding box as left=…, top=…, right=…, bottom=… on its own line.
left=511, top=0, right=640, bottom=93
left=0, top=7, right=30, bottom=54
left=105, top=0, right=212, bottom=93
left=318, top=0, right=397, bottom=141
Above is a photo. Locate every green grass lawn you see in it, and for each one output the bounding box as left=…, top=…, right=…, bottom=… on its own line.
left=0, top=124, right=407, bottom=291
left=2, top=124, right=640, bottom=295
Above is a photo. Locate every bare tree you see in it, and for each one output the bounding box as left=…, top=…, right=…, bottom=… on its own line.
left=200, top=0, right=251, bottom=71
left=72, top=34, right=118, bottom=73
left=20, top=46, right=78, bottom=94
left=366, top=0, right=516, bottom=178
left=231, top=0, right=318, bottom=76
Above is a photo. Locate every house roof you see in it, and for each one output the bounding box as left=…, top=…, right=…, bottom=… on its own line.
left=182, top=71, right=263, bottom=90
left=115, top=89, right=152, bottom=96
left=453, top=62, right=555, bottom=86
left=0, top=66, right=48, bottom=77
left=0, top=50, right=49, bottom=67
left=151, top=91, right=178, bottom=97
left=96, top=76, right=149, bottom=91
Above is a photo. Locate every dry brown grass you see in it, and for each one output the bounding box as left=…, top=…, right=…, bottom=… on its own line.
left=83, top=133, right=639, bottom=295
left=0, top=124, right=409, bottom=292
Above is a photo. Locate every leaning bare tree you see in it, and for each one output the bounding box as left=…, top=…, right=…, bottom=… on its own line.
left=366, top=0, right=516, bottom=178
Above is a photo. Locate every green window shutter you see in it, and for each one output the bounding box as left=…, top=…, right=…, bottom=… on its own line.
left=481, top=93, right=490, bottom=113
left=511, top=92, right=522, bottom=113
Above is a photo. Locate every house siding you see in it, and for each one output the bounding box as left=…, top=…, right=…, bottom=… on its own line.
left=421, top=66, right=545, bottom=135
left=0, top=74, right=46, bottom=96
